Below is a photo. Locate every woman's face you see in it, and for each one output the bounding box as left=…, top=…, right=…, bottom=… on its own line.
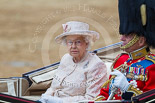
left=66, top=35, right=88, bottom=62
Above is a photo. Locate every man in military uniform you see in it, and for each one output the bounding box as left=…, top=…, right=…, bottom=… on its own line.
left=95, top=0, right=155, bottom=100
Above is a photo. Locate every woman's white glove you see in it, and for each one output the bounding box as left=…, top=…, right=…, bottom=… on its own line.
left=39, top=94, right=63, bottom=103
left=110, top=70, right=130, bottom=92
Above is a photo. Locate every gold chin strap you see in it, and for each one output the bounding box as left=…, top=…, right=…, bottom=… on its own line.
left=120, top=35, right=139, bottom=49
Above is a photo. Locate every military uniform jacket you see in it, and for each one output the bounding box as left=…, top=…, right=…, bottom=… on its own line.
left=98, top=51, right=155, bottom=100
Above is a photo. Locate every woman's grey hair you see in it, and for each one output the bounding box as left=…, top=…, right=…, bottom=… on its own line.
left=61, top=35, right=92, bottom=50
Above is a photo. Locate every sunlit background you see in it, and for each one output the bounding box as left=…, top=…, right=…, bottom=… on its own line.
left=1, top=0, right=153, bottom=78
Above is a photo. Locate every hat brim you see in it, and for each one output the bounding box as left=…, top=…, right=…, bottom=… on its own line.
left=55, top=30, right=99, bottom=44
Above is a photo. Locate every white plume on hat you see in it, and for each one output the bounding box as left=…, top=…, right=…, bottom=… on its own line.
left=55, top=21, right=100, bottom=44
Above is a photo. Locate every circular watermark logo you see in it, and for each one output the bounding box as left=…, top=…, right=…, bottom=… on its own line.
left=29, top=3, right=119, bottom=66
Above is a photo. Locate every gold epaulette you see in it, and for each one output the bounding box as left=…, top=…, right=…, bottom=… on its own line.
left=145, top=55, right=155, bottom=64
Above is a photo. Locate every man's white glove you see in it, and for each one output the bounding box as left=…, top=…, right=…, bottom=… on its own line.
left=39, top=94, right=63, bottom=103
left=110, top=70, right=130, bottom=92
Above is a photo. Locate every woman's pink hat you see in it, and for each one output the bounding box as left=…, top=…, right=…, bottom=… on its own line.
left=55, top=21, right=99, bottom=44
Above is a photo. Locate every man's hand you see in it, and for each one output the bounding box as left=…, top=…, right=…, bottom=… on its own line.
left=110, top=70, right=130, bottom=92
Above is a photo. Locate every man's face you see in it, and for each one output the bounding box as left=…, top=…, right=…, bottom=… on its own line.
left=120, top=34, right=140, bottom=53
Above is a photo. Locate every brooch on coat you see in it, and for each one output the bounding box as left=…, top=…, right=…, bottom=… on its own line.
left=83, top=61, right=89, bottom=69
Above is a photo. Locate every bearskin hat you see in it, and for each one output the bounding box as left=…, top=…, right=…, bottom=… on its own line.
left=119, top=0, right=155, bottom=48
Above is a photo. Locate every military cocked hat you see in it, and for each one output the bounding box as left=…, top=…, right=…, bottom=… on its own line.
left=119, top=0, right=155, bottom=48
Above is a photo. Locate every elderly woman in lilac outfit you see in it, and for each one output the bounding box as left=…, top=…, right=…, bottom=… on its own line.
left=39, top=21, right=108, bottom=103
